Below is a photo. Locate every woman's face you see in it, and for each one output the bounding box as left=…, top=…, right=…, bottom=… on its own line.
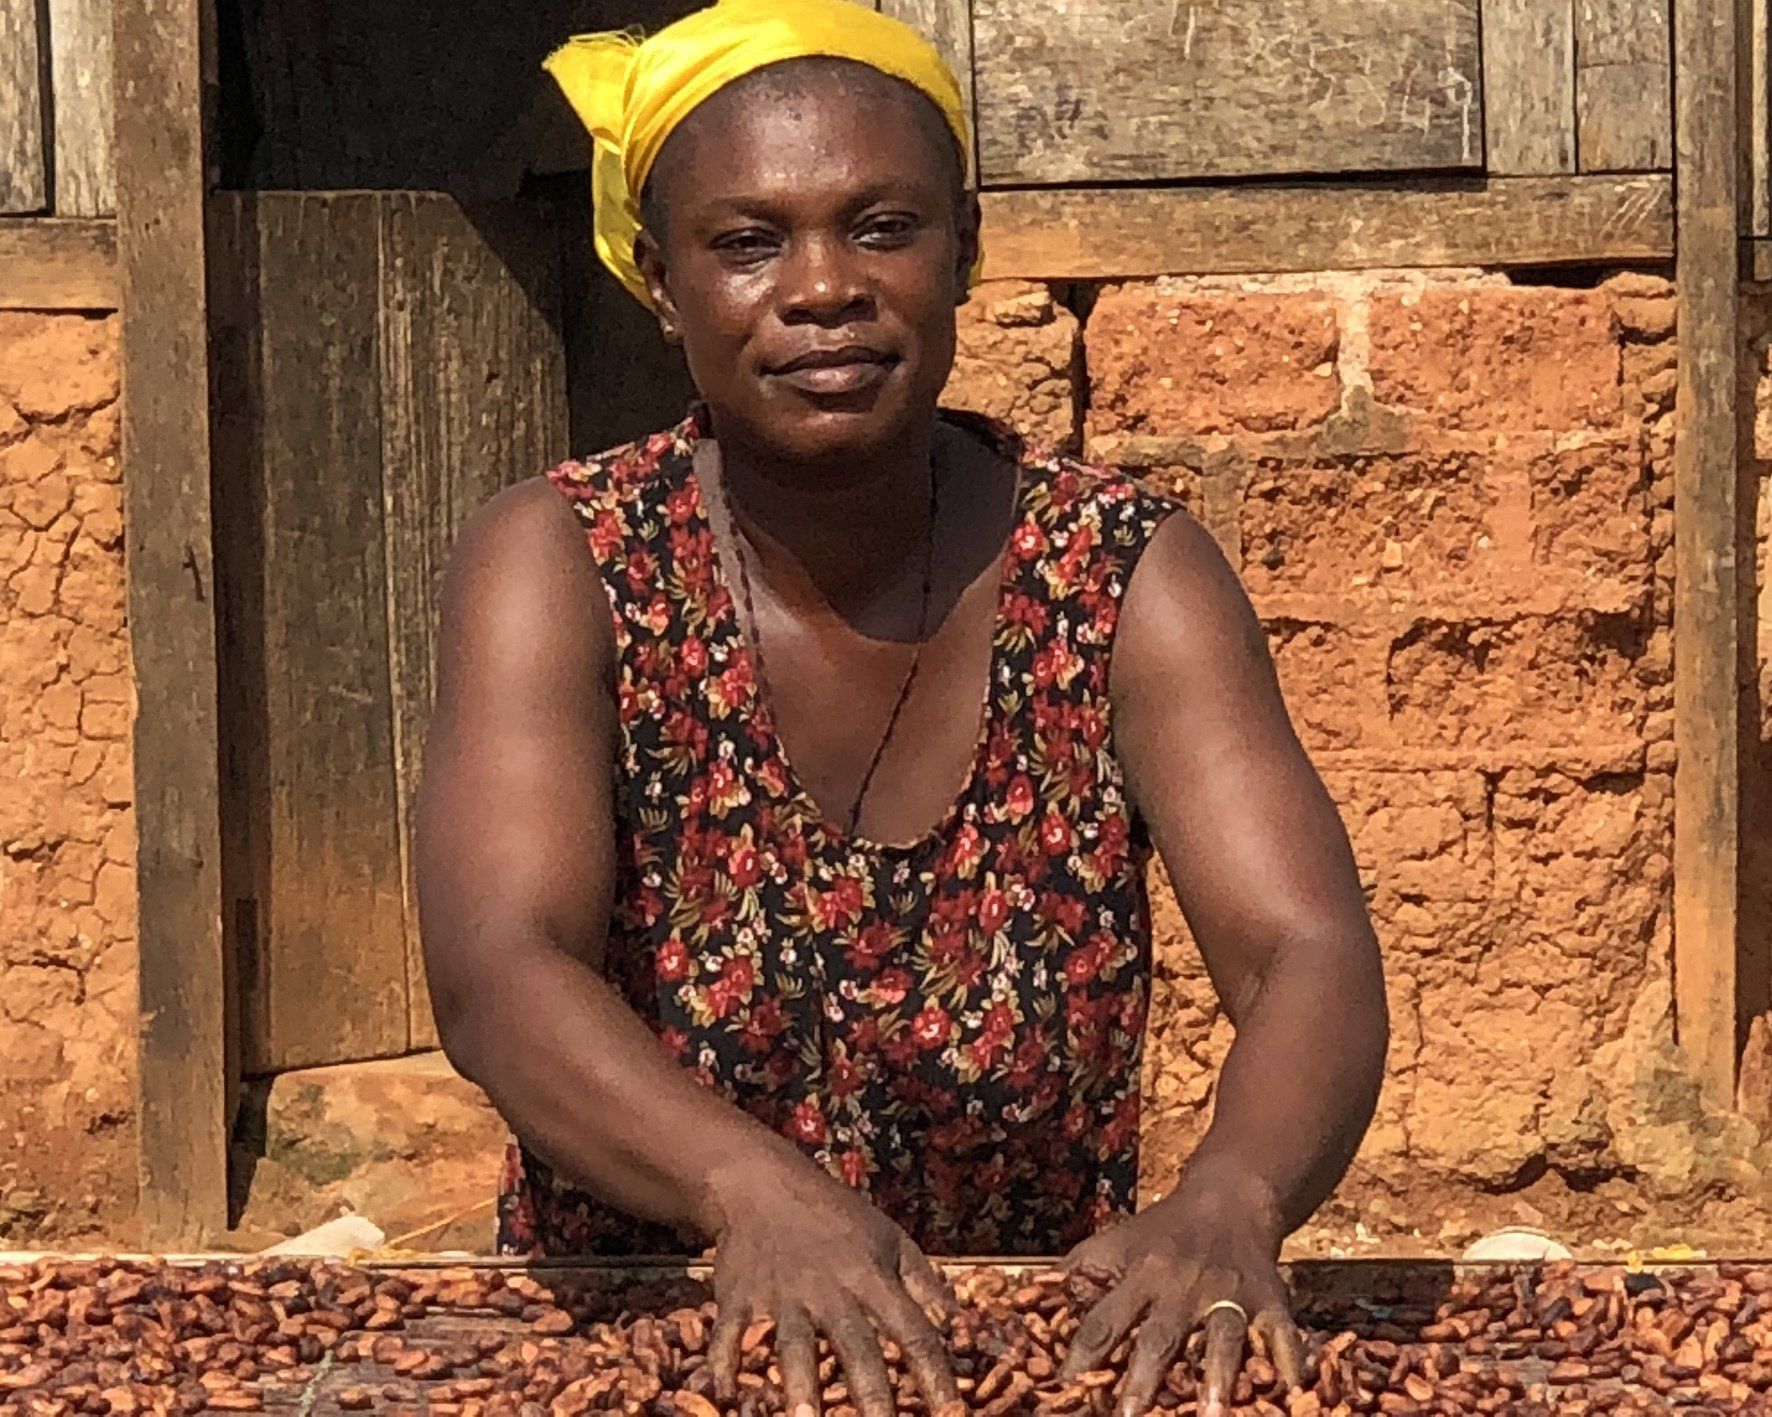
left=636, top=62, right=977, bottom=469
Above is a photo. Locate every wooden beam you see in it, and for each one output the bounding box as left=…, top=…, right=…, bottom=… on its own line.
left=0, top=0, right=48, bottom=211
left=1576, top=0, right=1674, bottom=172
left=879, top=0, right=974, bottom=173
left=1672, top=0, right=1745, bottom=1109
left=977, top=176, right=1672, bottom=281
left=50, top=0, right=116, bottom=215
left=117, top=0, right=230, bottom=1245
left=1481, top=0, right=1577, bottom=175
left=0, top=218, right=117, bottom=308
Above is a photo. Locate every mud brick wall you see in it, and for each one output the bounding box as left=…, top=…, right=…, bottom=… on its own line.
left=952, top=274, right=1720, bottom=1246
left=0, top=314, right=136, bottom=1245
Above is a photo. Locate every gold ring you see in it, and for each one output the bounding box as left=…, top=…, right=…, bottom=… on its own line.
left=1201, top=1299, right=1249, bottom=1325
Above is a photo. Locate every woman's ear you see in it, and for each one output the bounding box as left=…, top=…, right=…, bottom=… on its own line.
left=953, top=191, right=982, bottom=308
left=634, top=229, right=683, bottom=343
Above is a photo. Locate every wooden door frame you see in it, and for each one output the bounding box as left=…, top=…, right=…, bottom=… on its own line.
left=116, top=0, right=232, bottom=1246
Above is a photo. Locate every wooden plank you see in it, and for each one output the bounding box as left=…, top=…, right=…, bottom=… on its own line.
left=241, top=193, right=409, bottom=1074
left=880, top=0, right=974, bottom=171
left=49, top=0, right=116, bottom=214
left=1481, top=0, right=1576, bottom=174
left=971, top=0, right=1482, bottom=185
left=1673, top=0, right=1745, bottom=1109
left=117, top=0, right=229, bottom=1246
left=1576, top=0, right=1674, bottom=171
left=1749, top=0, right=1770, bottom=237
left=0, top=0, right=48, bottom=210
left=976, top=175, right=1672, bottom=280
left=377, top=194, right=569, bottom=1051
left=0, top=218, right=117, bottom=308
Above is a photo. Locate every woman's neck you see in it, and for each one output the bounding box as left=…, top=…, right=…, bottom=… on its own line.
left=702, top=421, right=941, bottom=632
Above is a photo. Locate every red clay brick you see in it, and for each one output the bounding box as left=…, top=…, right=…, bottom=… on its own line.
left=1086, top=285, right=1340, bottom=438
left=945, top=280, right=1079, bottom=449
left=1528, top=437, right=1652, bottom=587
left=1241, top=450, right=1504, bottom=596
left=1367, top=287, right=1621, bottom=432
left=1265, top=620, right=1375, bottom=751
left=1386, top=613, right=1648, bottom=750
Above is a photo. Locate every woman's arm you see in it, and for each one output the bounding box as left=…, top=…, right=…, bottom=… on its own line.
left=1063, top=509, right=1388, bottom=1417
left=416, top=482, right=956, bottom=1417
left=417, top=479, right=787, bottom=1233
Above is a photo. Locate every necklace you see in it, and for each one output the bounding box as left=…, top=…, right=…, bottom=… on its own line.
left=706, top=452, right=939, bottom=840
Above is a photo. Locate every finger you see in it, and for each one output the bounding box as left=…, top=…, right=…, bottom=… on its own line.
left=896, top=1239, right=959, bottom=1325
left=862, top=1275, right=960, bottom=1412
left=1115, top=1307, right=1188, bottom=1417
left=820, top=1296, right=896, bottom=1417
left=1198, top=1304, right=1248, bottom=1416
left=710, top=1292, right=750, bottom=1403
left=1059, top=1277, right=1148, bottom=1380
left=1254, top=1305, right=1308, bottom=1391
left=777, top=1306, right=821, bottom=1417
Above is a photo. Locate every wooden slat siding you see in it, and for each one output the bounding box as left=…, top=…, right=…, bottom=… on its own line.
left=206, top=195, right=262, bottom=1145
left=1746, top=0, right=1772, bottom=280
left=0, top=0, right=48, bottom=211
left=1673, top=0, right=1744, bottom=1109
left=0, top=218, right=117, bottom=309
left=880, top=0, right=974, bottom=169
left=118, top=0, right=229, bottom=1245
left=976, top=176, right=1671, bottom=280
left=378, top=194, right=569, bottom=1051
left=243, top=193, right=409, bottom=1074
left=1481, top=0, right=1577, bottom=174
left=1576, top=0, right=1674, bottom=171
left=970, top=0, right=1482, bottom=186
left=49, top=0, right=116, bottom=215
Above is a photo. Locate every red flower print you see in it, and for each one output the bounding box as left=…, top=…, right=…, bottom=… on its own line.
left=727, top=842, right=762, bottom=889
left=1040, top=811, right=1072, bottom=853
left=589, top=509, right=624, bottom=560
left=665, top=484, right=699, bottom=525
left=978, top=886, right=1010, bottom=935
left=791, top=1100, right=828, bottom=1145
left=828, top=1055, right=861, bottom=1098
left=871, top=967, right=912, bottom=1006
left=839, top=1149, right=868, bottom=1188
left=1032, top=642, right=1083, bottom=690
left=681, top=637, right=708, bottom=675
left=709, top=661, right=754, bottom=717
left=1005, top=774, right=1035, bottom=821
left=912, top=1005, right=952, bottom=1051
left=643, top=594, right=672, bottom=634
left=847, top=920, right=897, bottom=969
left=819, top=875, right=866, bottom=932
left=1063, top=949, right=1097, bottom=986
left=658, top=1026, right=690, bottom=1058
left=1011, top=521, right=1045, bottom=559
left=656, top=938, right=690, bottom=982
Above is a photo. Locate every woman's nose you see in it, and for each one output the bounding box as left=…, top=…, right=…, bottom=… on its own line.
left=779, top=238, right=870, bottom=324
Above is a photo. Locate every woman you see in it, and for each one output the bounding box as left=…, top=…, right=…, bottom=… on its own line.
left=415, top=3, right=1388, bottom=1416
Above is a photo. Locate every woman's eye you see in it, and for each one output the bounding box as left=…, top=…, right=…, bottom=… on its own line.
left=713, top=230, right=778, bottom=261
left=857, top=214, right=919, bottom=246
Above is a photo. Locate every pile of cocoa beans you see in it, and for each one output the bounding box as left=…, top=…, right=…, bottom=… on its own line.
left=3, top=1258, right=1771, bottom=1415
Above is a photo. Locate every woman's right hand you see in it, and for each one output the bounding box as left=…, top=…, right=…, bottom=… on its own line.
left=704, top=1151, right=960, bottom=1417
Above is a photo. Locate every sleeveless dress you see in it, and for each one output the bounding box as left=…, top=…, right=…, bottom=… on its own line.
left=496, top=406, right=1181, bottom=1257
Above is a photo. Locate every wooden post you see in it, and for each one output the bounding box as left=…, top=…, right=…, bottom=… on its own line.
left=116, top=0, right=231, bottom=1244
left=1673, top=0, right=1746, bottom=1110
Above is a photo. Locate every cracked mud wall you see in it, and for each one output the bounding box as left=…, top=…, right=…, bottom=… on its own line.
left=0, top=313, right=136, bottom=1245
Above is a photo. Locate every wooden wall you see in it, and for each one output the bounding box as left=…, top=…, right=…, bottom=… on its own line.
left=208, top=193, right=569, bottom=1073
left=2, top=0, right=114, bottom=215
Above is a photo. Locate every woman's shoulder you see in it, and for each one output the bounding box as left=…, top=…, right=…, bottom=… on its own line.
left=945, top=410, right=1186, bottom=552
left=542, top=412, right=701, bottom=514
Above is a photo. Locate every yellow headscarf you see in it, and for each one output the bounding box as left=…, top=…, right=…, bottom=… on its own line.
left=544, top=0, right=975, bottom=307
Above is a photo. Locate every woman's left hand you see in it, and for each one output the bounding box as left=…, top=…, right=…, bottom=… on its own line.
left=1057, top=1172, right=1309, bottom=1417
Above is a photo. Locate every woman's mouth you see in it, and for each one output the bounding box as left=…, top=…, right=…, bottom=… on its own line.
left=770, top=346, right=897, bottom=395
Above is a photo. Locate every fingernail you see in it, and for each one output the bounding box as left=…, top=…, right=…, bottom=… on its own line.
left=794, top=1405, right=816, bottom=1417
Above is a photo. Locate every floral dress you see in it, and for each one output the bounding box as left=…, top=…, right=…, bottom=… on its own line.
left=496, top=406, right=1181, bottom=1257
